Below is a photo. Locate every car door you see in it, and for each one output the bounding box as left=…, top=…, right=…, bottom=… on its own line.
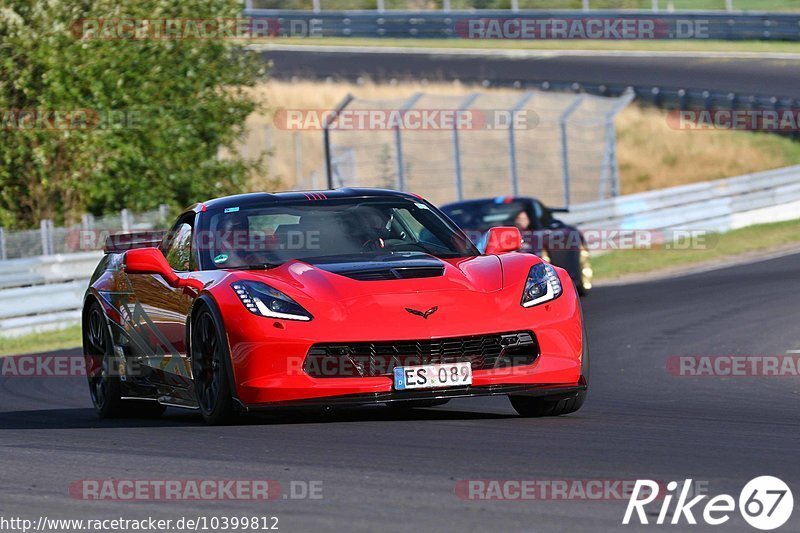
left=126, top=212, right=197, bottom=389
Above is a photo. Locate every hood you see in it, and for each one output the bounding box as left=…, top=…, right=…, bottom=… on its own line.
left=241, top=253, right=505, bottom=303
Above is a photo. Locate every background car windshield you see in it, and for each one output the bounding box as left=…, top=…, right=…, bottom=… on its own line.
left=442, top=200, right=530, bottom=231
left=202, top=197, right=478, bottom=269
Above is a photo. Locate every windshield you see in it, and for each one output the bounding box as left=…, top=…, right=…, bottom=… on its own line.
left=441, top=200, right=536, bottom=231
left=198, top=197, right=479, bottom=270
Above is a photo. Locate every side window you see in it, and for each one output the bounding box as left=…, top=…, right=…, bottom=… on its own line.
left=163, top=221, right=195, bottom=271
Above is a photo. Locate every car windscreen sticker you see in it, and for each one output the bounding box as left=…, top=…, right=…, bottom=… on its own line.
left=213, top=253, right=229, bottom=264
left=224, top=207, right=240, bottom=213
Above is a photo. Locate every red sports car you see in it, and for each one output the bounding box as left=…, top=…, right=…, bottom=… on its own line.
left=83, top=189, right=588, bottom=424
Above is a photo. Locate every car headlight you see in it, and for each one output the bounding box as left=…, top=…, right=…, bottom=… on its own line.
left=232, top=281, right=313, bottom=321
left=521, top=262, right=563, bottom=308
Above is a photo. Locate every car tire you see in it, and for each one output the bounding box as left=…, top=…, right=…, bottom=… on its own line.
left=509, top=324, right=589, bottom=417
left=85, top=301, right=168, bottom=419
left=84, top=300, right=126, bottom=418
left=191, top=304, right=237, bottom=425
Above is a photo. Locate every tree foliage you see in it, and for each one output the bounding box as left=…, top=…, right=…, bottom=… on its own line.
left=0, top=0, right=267, bottom=229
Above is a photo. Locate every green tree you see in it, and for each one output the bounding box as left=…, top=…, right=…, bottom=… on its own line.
left=0, top=0, right=267, bottom=229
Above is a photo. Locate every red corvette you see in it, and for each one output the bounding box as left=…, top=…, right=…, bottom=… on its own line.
left=83, top=189, right=588, bottom=424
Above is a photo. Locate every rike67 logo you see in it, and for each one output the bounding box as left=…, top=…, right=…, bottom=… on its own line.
left=624, top=477, right=793, bottom=530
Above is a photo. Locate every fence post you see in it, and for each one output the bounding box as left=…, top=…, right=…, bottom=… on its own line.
left=582, top=0, right=590, bottom=11
left=651, top=0, right=659, bottom=12
left=158, top=204, right=170, bottom=223
left=558, top=95, right=585, bottom=208
left=726, top=0, right=733, bottom=11
left=293, top=132, right=303, bottom=187
left=599, top=88, right=636, bottom=199
left=81, top=213, right=94, bottom=231
left=443, top=0, right=451, bottom=12
left=312, top=0, right=321, bottom=13
left=121, top=209, right=132, bottom=231
left=0, top=227, right=6, bottom=261
left=323, top=94, right=354, bottom=189
left=511, top=0, right=519, bottom=12
left=394, top=92, right=423, bottom=192
left=452, top=93, right=480, bottom=202
left=508, top=91, right=535, bottom=197
left=377, top=0, right=385, bottom=12
left=40, top=219, right=54, bottom=256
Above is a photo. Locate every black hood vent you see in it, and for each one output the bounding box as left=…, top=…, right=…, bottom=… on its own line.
left=344, top=266, right=444, bottom=281
left=310, top=254, right=446, bottom=281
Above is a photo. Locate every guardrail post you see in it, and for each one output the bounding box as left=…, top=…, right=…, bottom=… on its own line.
left=443, top=0, right=451, bottom=12
left=559, top=95, right=585, bottom=208
left=511, top=0, right=520, bottom=12
left=452, top=93, right=480, bottom=202
left=377, top=0, right=385, bottom=13
left=0, top=227, right=6, bottom=261
left=394, top=92, right=423, bottom=192
left=726, top=0, right=734, bottom=11
left=312, top=0, right=321, bottom=13
left=508, top=91, right=535, bottom=197
left=582, top=0, right=590, bottom=11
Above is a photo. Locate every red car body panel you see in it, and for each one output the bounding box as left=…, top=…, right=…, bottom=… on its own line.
left=84, top=190, right=585, bottom=411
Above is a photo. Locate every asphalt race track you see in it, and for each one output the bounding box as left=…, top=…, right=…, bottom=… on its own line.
left=259, top=46, right=800, bottom=100
left=1, top=252, right=798, bottom=532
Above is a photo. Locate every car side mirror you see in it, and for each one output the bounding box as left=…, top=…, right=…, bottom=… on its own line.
left=483, top=226, right=522, bottom=255
left=125, top=247, right=180, bottom=286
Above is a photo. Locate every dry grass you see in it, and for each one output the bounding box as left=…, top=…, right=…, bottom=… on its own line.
left=615, top=105, right=800, bottom=194
left=238, top=80, right=800, bottom=196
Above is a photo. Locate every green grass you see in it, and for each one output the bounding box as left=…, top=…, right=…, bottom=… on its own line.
left=268, top=37, right=800, bottom=54
left=0, top=325, right=82, bottom=357
left=593, top=217, right=800, bottom=279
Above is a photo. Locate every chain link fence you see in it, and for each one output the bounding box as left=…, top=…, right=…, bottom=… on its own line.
left=0, top=205, right=171, bottom=261
left=322, top=88, right=634, bottom=207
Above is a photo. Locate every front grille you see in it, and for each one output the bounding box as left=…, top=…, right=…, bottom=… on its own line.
left=304, top=331, right=539, bottom=378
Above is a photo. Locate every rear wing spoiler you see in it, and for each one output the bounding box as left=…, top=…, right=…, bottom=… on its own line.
left=104, top=230, right=166, bottom=254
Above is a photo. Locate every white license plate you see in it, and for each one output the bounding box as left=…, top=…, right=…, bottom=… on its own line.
left=393, top=362, right=472, bottom=390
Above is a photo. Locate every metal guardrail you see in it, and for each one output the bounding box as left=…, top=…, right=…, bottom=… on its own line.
left=0, top=252, right=102, bottom=337
left=244, top=10, right=800, bottom=41
left=1, top=165, right=799, bottom=338
left=560, top=165, right=800, bottom=233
